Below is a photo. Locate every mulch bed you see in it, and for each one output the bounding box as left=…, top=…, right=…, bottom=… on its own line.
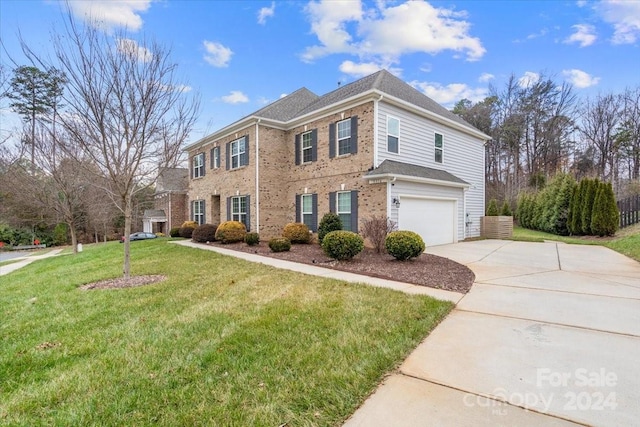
left=207, top=241, right=475, bottom=293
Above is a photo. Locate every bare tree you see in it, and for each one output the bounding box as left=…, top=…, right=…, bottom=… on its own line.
left=580, top=93, right=622, bottom=182
left=21, top=13, right=199, bottom=279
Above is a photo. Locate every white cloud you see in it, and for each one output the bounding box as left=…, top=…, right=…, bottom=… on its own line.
left=518, top=71, right=540, bottom=88
left=221, top=91, right=249, bottom=104
left=410, top=81, right=488, bottom=107
left=258, top=2, right=276, bottom=25
left=339, top=60, right=382, bottom=77
left=66, top=0, right=152, bottom=32
left=595, top=0, right=640, bottom=44
left=116, top=38, right=152, bottom=62
left=203, top=41, right=233, bottom=67
left=562, top=69, right=600, bottom=88
left=478, top=72, right=494, bottom=83
left=302, top=0, right=485, bottom=63
left=564, top=24, right=597, bottom=47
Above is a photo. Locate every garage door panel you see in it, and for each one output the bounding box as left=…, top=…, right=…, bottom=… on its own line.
left=398, top=198, right=455, bottom=246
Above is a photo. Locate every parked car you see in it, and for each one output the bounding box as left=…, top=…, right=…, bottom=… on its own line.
left=120, top=232, right=158, bottom=243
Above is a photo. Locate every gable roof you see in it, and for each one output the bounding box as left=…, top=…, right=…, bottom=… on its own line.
left=185, top=70, right=486, bottom=151
left=156, top=167, right=188, bottom=193
left=365, top=159, right=469, bottom=188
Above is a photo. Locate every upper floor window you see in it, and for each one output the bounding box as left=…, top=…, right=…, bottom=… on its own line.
left=330, top=116, right=358, bottom=158
left=192, top=200, right=205, bottom=225
left=337, top=119, right=352, bottom=155
left=302, top=132, right=313, bottom=163
left=387, top=116, right=399, bottom=153
left=435, top=133, right=443, bottom=164
left=193, top=153, right=205, bottom=178
left=226, top=136, right=249, bottom=170
left=210, top=146, right=220, bottom=169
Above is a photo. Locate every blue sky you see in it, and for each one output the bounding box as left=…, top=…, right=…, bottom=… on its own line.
left=1, top=0, right=639, bottom=145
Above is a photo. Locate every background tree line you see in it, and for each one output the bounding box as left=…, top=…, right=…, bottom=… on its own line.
left=453, top=72, right=640, bottom=206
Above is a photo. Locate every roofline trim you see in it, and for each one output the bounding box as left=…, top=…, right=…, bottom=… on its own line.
left=364, top=172, right=470, bottom=189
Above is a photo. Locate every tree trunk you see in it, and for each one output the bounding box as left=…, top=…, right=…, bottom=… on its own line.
left=123, top=196, right=132, bottom=279
left=70, top=224, right=78, bottom=255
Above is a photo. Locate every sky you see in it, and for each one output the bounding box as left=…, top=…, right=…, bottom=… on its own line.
left=1, top=0, right=639, bottom=146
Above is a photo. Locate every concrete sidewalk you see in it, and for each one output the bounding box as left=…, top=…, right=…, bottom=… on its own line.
left=0, top=249, right=64, bottom=276
left=171, top=240, right=464, bottom=303
left=344, top=240, right=640, bottom=427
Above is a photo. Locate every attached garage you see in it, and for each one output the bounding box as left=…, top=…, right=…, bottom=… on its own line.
left=398, top=196, right=457, bottom=246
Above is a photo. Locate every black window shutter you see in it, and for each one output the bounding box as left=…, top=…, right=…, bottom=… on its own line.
left=311, top=129, right=318, bottom=162
left=329, top=191, right=336, bottom=213
left=210, top=148, right=214, bottom=168
left=242, top=135, right=249, bottom=166
left=190, top=201, right=194, bottom=221
left=202, top=154, right=206, bottom=176
left=190, top=157, right=194, bottom=179
left=350, top=116, right=358, bottom=154
left=329, top=122, right=336, bottom=158
left=226, top=197, right=231, bottom=221
left=225, top=142, right=230, bottom=170
left=295, top=194, right=301, bottom=223
left=295, top=134, right=301, bottom=165
left=245, top=195, right=251, bottom=231
left=311, top=193, right=318, bottom=232
left=350, top=190, right=358, bottom=233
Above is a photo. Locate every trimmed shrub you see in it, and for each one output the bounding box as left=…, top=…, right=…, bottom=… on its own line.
left=215, top=221, right=246, bottom=244
left=192, top=223, right=218, bottom=243
left=361, top=215, right=397, bottom=253
left=179, top=226, right=195, bottom=239
left=269, top=237, right=291, bottom=252
left=245, top=232, right=260, bottom=246
left=169, top=227, right=180, bottom=238
left=486, top=199, right=499, bottom=216
left=500, top=200, right=513, bottom=216
left=318, top=212, right=342, bottom=243
left=385, top=231, right=425, bottom=261
left=591, top=182, right=619, bottom=237
left=155, top=232, right=166, bottom=237
left=321, top=230, right=364, bottom=261
left=181, top=221, right=198, bottom=229
left=282, top=222, right=311, bottom=244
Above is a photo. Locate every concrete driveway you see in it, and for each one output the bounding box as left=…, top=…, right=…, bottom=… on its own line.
left=345, top=240, right=640, bottom=426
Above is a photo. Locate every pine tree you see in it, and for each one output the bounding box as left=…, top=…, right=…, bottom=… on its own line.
left=581, top=178, right=598, bottom=235
left=551, top=174, right=576, bottom=236
left=568, top=179, right=584, bottom=235
left=591, top=182, right=619, bottom=237
left=486, top=199, right=499, bottom=216
left=500, top=200, right=513, bottom=216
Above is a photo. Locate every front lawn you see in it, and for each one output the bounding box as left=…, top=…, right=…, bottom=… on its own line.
left=0, top=239, right=453, bottom=426
left=512, top=224, right=640, bottom=261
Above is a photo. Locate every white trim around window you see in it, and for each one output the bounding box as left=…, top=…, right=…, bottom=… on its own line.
left=193, top=153, right=205, bottom=178
left=337, top=118, right=351, bottom=156
left=192, top=199, right=205, bottom=225
left=336, top=191, right=352, bottom=231
left=387, top=116, right=399, bottom=153
left=435, top=132, right=444, bottom=164
left=231, top=137, right=246, bottom=169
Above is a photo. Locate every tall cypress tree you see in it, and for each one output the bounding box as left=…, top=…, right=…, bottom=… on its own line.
left=591, top=182, right=619, bottom=237
left=581, top=178, right=598, bottom=235
left=568, top=180, right=582, bottom=235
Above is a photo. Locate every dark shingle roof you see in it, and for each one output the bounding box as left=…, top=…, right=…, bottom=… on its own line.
left=365, top=159, right=469, bottom=186
left=292, top=70, right=474, bottom=130
left=157, top=168, right=188, bottom=192
left=143, top=209, right=166, bottom=219
left=253, top=87, right=319, bottom=122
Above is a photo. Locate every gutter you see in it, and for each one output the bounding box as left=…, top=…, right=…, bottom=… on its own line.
left=364, top=172, right=470, bottom=189
left=255, top=119, right=260, bottom=233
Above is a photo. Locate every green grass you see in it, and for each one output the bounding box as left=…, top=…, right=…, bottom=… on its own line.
left=512, top=224, right=640, bottom=261
left=0, top=239, right=452, bottom=426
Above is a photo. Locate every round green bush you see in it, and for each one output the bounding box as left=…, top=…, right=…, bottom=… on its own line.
left=321, top=230, right=364, bottom=261
left=178, top=226, right=195, bottom=239
left=385, top=231, right=425, bottom=261
left=192, top=223, right=218, bottom=243
left=245, top=232, right=260, bottom=246
left=318, top=212, right=342, bottom=243
left=215, top=221, right=246, bottom=244
left=269, top=237, right=291, bottom=252
left=282, top=222, right=311, bottom=243
left=169, top=227, right=180, bottom=238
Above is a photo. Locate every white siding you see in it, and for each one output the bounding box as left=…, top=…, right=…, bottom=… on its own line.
left=377, top=102, right=485, bottom=238
left=389, top=181, right=464, bottom=241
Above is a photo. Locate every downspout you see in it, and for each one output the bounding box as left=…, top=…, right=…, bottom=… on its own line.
left=255, top=120, right=261, bottom=233
left=373, top=94, right=384, bottom=168
left=462, top=188, right=467, bottom=240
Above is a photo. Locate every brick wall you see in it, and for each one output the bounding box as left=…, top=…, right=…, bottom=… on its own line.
left=186, top=100, right=387, bottom=239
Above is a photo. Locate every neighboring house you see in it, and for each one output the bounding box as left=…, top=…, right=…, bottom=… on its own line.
left=184, top=70, right=489, bottom=246
left=146, top=167, right=188, bottom=234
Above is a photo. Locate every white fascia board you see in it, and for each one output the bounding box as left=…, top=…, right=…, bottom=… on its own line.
left=379, top=93, right=491, bottom=141
left=364, top=172, right=470, bottom=189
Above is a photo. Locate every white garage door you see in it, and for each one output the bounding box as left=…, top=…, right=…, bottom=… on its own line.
left=398, top=197, right=456, bottom=246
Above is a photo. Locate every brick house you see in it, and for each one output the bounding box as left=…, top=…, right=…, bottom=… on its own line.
left=147, top=167, right=188, bottom=234
left=184, top=70, right=489, bottom=246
